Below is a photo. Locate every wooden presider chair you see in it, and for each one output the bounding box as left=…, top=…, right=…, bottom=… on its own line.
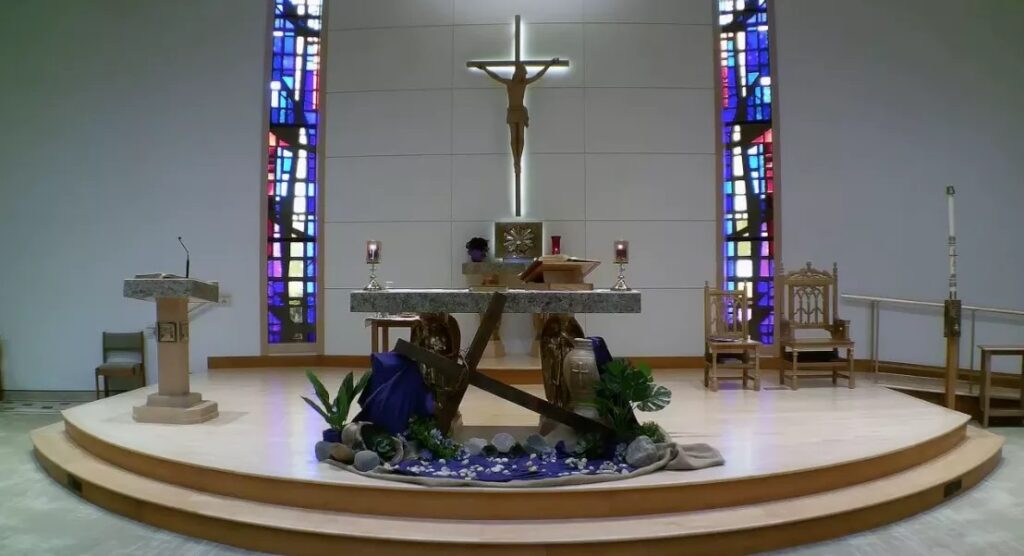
left=95, top=332, right=146, bottom=398
left=777, top=262, right=855, bottom=389
left=704, top=282, right=761, bottom=391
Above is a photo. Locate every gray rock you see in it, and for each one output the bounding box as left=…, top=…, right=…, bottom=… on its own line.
left=341, top=422, right=364, bottom=448
left=464, top=437, right=488, bottom=457
left=543, top=423, right=578, bottom=454
left=524, top=433, right=550, bottom=454
left=329, top=443, right=354, bottom=464
left=625, top=436, right=659, bottom=468
left=353, top=450, right=381, bottom=472
left=491, top=432, right=517, bottom=453
left=314, top=441, right=337, bottom=462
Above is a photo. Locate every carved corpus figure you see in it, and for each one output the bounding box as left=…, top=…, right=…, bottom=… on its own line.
left=466, top=15, right=569, bottom=217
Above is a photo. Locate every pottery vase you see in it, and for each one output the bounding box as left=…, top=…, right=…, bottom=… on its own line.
left=562, top=338, right=600, bottom=418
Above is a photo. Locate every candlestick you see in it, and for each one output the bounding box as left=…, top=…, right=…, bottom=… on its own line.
left=611, top=239, right=630, bottom=291
left=614, top=240, right=629, bottom=264
left=364, top=239, right=382, bottom=290
left=550, top=235, right=562, bottom=255
left=366, top=240, right=381, bottom=264
left=945, top=186, right=957, bottom=300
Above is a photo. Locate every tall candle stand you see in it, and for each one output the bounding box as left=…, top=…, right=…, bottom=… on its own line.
left=611, top=240, right=631, bottom=291
left=364, top=240, right=383, bottom=291
left=943, top=187, right=960, bottom=409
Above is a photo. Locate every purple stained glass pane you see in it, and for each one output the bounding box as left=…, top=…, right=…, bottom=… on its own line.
left=266, top=0, right=322, bottom=345
left=719, top=0, right=776, bottom=344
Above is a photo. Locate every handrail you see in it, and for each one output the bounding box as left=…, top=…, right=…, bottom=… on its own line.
left=841, top=292, right=1024, bottom=379
left=842, top=293, right=1024, bottom=317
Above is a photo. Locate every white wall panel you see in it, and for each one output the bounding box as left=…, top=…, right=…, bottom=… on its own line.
left=327, top=90, right=452, bottom=156
left=453, top=0, right=583, bottom=25
left=585, top=88, right=714, bottom=153
left=583, top=0, right=711, bottom=25
left=584, top=24, right=712, bottom=88
left=585, top=221, right=715, bottom=289
left=327, top=27, right=453, bottom=92
left=325, top=155, right=452, bottom=222
left=324, top=222, right=452, bottom=288
left=328, top=0, right=453, bottom=30
left=585, top=154, right=715, bottom=221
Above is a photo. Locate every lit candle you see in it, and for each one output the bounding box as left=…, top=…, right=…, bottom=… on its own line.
left=366, top=240, right=381, bottom=264
left=614, top=240, right=629, bottom=264
left=551, top=235, right=562, bottom=255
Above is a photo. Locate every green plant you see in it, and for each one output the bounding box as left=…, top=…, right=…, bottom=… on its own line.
left=594, top=359, right=671, bottom=441
left=361, top=424, right=398, bottom=461
left=405, top=415, right=460, bottom=460
left=301, top=369, right=372, bottom=431
left=573, top=431, right=607, bottom=459
left=637, top=420, right=667, bottom=444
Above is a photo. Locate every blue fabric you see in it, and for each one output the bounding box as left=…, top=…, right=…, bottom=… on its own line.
left=354, top=352, right=434, bottom=435
left=391, top=450, right=634, bottom=483
left=588, top=336, right=613, bottom=374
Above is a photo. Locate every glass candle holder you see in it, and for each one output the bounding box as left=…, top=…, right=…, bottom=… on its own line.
left=614, top=240, right=629, bottom=264
left=551, top=235, right=562, bottom=255
left=366, top=240, right=381, bottom=264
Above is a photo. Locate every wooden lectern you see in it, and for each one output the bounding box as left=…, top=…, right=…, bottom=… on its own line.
left=519, top=256, right=599, bottom=291
left=124, top=275, right=219, bottom=424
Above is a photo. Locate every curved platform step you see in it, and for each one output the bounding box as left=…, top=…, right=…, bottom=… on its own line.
left=33, top=423, right=1003, bottom=555
left=60, top=416, right=969, bottom=521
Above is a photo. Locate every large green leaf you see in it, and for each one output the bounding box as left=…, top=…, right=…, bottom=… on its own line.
left=301, top=396, right=331, bottom=423
left=306, top=370, right=332, bottom=410
left=635, top=384, right=671, bottom=412
left=354, top=369, right=373, bottom=395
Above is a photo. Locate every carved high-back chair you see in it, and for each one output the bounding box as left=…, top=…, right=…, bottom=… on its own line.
left=704, top=283, right=761, bottom=391
left=777, top=262, right=855, bottom=389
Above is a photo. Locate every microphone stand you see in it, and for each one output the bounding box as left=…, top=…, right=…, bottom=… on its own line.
left=178, top=236, right=191, bottom=279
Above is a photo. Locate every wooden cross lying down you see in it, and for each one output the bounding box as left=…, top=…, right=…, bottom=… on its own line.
left=395, top=293, right=613, bottom=436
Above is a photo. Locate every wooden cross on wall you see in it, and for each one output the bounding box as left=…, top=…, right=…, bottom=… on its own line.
left=466, top=15, right=569, bottom=217
left=395, top=294, right=611, bottom=436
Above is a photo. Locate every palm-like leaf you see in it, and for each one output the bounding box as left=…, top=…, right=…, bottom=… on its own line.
left=354, top=370, right=372, bottom=395
left=301, top=396, right=331, bottom=422
left=306, top=370, right=331, bottom=410
left=636, top=384, right=671, bottom=412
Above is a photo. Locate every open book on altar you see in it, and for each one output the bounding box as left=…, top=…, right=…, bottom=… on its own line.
left=518, top=255, right=600, bottom=291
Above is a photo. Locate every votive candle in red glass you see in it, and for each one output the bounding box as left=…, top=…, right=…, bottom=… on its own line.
left=366, top=240, right=381, bottom=264
left=551, top=235, right=562, bottom=255
left=614, top=240, right=629, bottom=264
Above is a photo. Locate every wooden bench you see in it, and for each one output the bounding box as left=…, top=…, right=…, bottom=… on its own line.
left=365, top=315, right=419, bottom=353
left=978, top=345, right=1024, bottom=427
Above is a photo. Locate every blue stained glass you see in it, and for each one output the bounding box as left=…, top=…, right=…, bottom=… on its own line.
left=266, top=0, right=323, bottom=345
left=718, top=0, right=776, bottom=343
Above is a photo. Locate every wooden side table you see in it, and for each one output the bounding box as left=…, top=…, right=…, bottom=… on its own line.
left=978, top=345, right=1024, bottom=427
left=365, top=315, right=419, bottom=353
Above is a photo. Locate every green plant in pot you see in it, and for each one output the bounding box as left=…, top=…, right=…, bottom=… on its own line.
left=301, top=369, right=372, bottom=443
left=594, top=359, right=671, bottom=444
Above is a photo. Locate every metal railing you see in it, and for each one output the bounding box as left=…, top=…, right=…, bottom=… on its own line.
left=842, top=293, right=1024, bottom=376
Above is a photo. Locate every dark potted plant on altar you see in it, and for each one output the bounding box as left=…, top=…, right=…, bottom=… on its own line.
left=301, top=369, right=372, bottom=443
left=465, top=237, right=489, bottom=262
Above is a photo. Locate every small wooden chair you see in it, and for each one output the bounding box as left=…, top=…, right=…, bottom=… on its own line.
left=365, top=315, right=420, bottom=353
left=777, top=262, right=855, bottom=389
left=704, top=282, right=761, bottom=391
left=95, top=332, right=145, bottom=399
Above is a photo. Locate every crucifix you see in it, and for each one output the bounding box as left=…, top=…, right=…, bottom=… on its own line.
left=467, top=15, right=570, bottom=217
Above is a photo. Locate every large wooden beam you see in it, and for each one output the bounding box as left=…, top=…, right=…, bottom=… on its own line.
left=395, top=337, right=613, bottom=436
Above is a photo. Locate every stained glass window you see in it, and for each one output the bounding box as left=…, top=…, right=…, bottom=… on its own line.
left=718, top=0, right=775, bottom=343
left=266, top=0, right=323, bottom=344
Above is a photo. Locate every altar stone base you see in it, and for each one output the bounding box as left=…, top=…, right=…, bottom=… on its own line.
left=133, top=399, right=219, bottom=425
